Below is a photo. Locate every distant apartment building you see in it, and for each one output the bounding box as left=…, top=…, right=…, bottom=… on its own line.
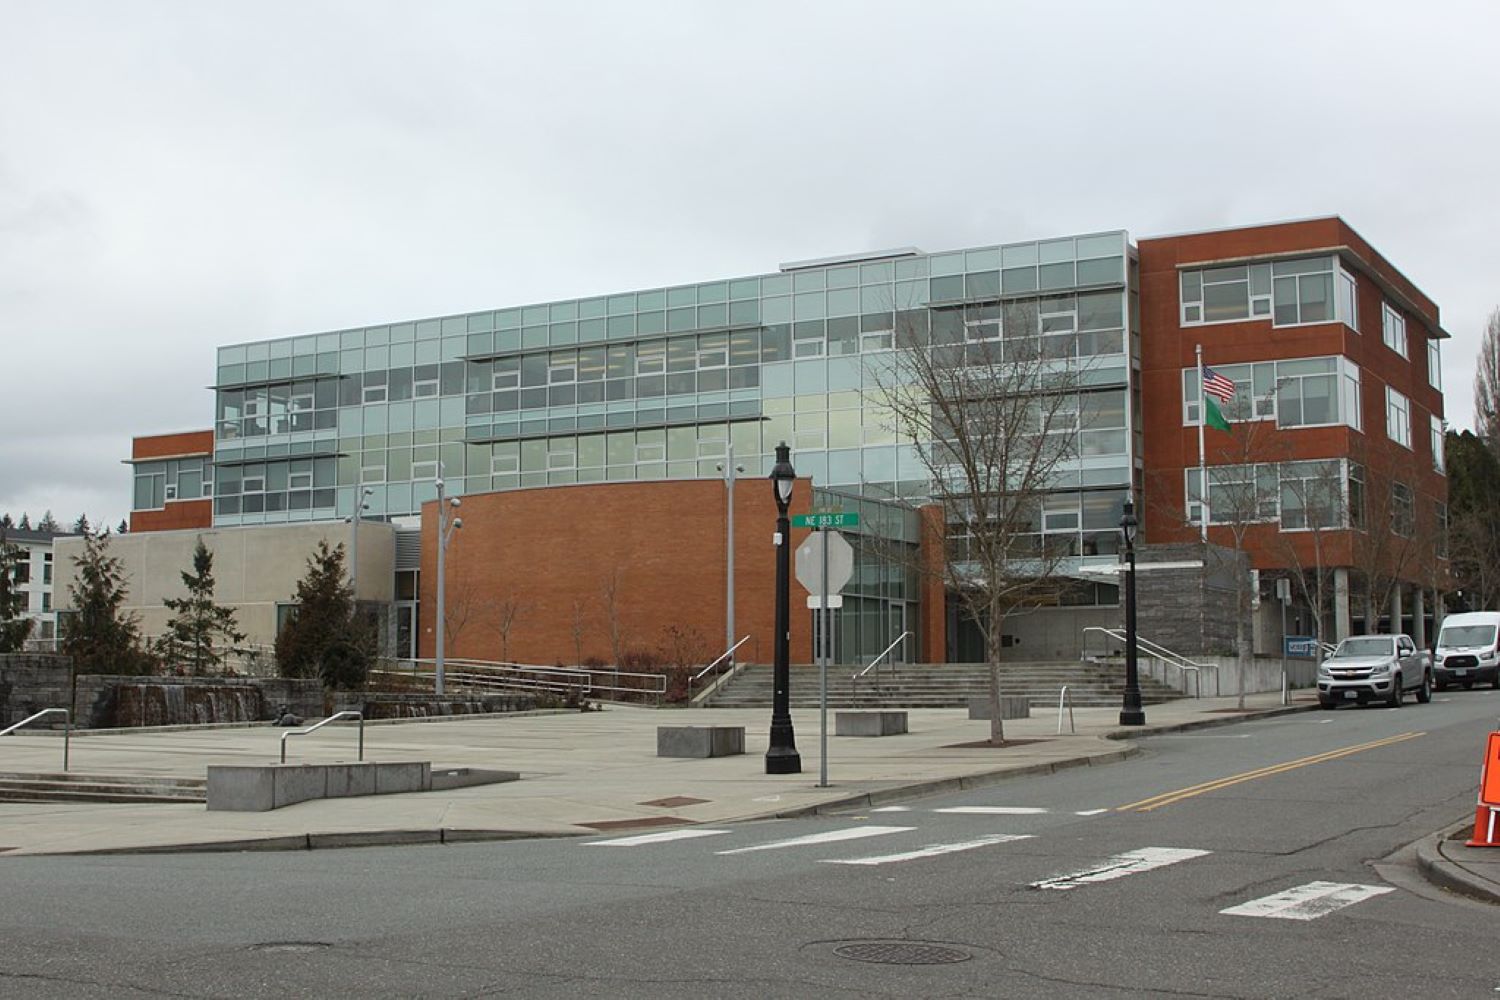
left=4, top=528, right=75, bottom=645
left=112, top=216, right=1447, bottom=664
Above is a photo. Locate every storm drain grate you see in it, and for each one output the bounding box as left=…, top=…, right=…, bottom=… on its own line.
left=833, top=942, right=972, bottom=965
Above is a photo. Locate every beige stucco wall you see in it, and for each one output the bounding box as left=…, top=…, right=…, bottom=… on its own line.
left=53, top=522, right=395, bottom=648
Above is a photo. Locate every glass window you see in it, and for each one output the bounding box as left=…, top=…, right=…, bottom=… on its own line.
left=1386, top=387, right=1411, bottom=448
left=1427, top=337, right=1442, bottom=390
left=1382, top=302, right=1408, bottom=358
left=1391, top=482, right=1414, bottom=537
left=1432, top=415, right=1445, bottom=474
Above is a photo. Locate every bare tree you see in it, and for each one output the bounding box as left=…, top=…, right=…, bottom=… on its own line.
left=569, top=598, right=588, bottom=667
left=873, top=300, right=1082, bottom=745
left=486, top=590, right=526, bottom=664
left=599, top=567, right=627, bottom=667
left=1347, top=453, right=1420, bottom=633
left=1271, top=461, right=1349, bottom=655
left=442, top=557, right=478, bottom=657
left=1473, top=306, right=1500, bottom=457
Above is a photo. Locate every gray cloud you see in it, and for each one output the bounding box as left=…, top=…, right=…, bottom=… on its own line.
left=2, top=0, right=1497, bottom=526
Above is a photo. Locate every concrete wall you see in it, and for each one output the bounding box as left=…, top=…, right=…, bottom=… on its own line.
left=999, top=606, right=1119, bottom=662
left=54, top=521, right=396, bottom=649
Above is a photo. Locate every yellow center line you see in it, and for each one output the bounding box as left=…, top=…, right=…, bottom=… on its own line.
left=1115, top=731, right=1425, bottom=813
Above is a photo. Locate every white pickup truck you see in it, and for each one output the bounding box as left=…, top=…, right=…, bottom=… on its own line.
left=1316, top=634, right=1432, bottom=709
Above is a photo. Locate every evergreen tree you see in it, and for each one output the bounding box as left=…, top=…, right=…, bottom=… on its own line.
left=154, top=538, right=245, bottom=675
left=117, top=518, right=129, bottom=535
left=275, top=540, right=370, bottom=689
left=35, top=511, right=59, bottom=533
left=71, top=513, right=92, bottom=536
left=0, top=528, right=33, bottom=653
left=63, top=533, right=151, bottom=675
left=0, top=513, right=13, bottom=530
left=18, top=513, right=32, bottom=530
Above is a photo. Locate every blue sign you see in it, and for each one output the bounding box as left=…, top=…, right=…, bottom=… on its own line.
left=1284, top=636, right=1318, bottom=659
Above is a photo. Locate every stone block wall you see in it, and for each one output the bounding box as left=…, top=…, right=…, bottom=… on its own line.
left=1132, top=541, right=1245, bottom=658
left=0, top=654, right=73, bottom=727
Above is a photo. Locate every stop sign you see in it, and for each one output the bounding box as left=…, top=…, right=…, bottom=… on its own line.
left=795, top=530, right=854, bottom=598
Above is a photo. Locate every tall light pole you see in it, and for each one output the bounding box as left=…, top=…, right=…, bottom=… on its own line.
left=345, top=486, right=374, bottom=600
left=716, top=442, right=745, bottom=664
left=766, top=441, right=801, bottom=774
left=1119, top=496, right=1145, bottom=726
left=433, top=478, right=462, bottom=697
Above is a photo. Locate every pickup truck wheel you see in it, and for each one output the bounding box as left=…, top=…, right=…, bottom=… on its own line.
left=1435, top=681, right=1448, bottom=691
left=1416, top=673, right=1432, bottom=704
left=1387, top=677, right=1402, bottom=707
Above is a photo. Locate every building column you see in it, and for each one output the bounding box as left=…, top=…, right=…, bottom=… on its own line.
left=1432, top=588, right=1445, bottom=641
left=1390, top=583, right=1404, bottom=638
left=1334, top=568, right=1351, bottom=641
left=1413, top=587, right=1427, bottom=648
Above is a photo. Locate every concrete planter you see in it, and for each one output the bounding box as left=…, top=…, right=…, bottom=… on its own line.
left=967, top=696, right=1031, bottom=720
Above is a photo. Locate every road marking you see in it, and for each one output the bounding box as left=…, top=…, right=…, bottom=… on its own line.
left=1030, top=847, right=1210, bottom=891
left=1074, top=809, right=1109, bottom=816
left=822, top=834, right=1034, bottom=866
left=585, top=828, right=731, bottom=847
left=716, top=825, right=914, bottom=855
left=934, top=806, right=1048, bottom=815
left=870, top=806, right=911, bottom=813
left=1220, top=881, right=1395, bottom=920
left=1115, top=732, right=1425, bottom=812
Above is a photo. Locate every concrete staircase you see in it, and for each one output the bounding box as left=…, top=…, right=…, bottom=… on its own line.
left=703, top=661, right=1182, bottom=710
left=0, top=772, right=207, bottom=805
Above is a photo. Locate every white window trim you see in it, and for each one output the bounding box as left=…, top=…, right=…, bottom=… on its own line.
left=241, top=476, right=266, bottom=493
left=359, top=466, right=386, bottom=485
left=548, top=365, right=576, bottom=385
left=1431, top=415, right=1446, bottom=475
left=1427, top=338, right=1442, bottom=390
left=492, top=370, right=519, bottom=391
left=413, top=378, right=440, bottom=397
left=696, top=349, right=728, bottom=370
left=1382, top=302, right=1408, bottom=359
left=491, top=454, right=519, bottom=474
left=288, top=472, right=313, bottom=490
left=546, top=450, right=577, bottom=471
left=289, top=393, right=314, bottom=412
left=1385, top=386, right=1411, bottom=449
left=411, top=461, right=439, bottom=481
left=164, top=483, right=178, bottom=501
left=362, top=385, right=388, bottom=404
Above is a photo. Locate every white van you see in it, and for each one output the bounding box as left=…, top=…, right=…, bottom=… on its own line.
left=1434, top=611, right=1500, bottom=690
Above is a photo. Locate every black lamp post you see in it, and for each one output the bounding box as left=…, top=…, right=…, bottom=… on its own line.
left=1120, top=496, right=1145, bottom=726
left=765, top=441, right=802, bottom=774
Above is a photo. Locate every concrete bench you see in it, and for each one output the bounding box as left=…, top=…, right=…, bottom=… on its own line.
left=835, top=710, right=908, bottom=737
left=657, top=725, right=745, bottom=758
left=967, top=696, right=1031, bottom=721
left=207, top=761, right=432, bottom=812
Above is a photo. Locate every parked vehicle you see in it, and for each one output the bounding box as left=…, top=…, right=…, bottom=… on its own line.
left=1433, top=611, right=1500, bottom=691
left=1317, top=634, right=1431, bottom=709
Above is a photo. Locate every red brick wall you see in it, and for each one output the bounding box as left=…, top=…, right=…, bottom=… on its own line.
left=132, top=430, right=214, bottom=461
left=129, top=499, right=213, bottom=533
left=1137, top=218, right=1447, bottom=579
left=417, top=479, right=819, bottom=666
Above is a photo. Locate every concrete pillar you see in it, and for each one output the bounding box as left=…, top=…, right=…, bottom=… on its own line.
left=1390, top=583, right=1404, bottom=637
left=1413, top=587, right=1427, bottom=648
left=1334, top=569, right=1352, bottom=641
left=1432, top=589, right=1445, bottom=640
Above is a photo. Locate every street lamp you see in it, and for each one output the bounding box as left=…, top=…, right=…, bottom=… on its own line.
left=765, top=441, right=801, bottom=774
left=433, top=478, right=462, bottom=698
left=344, top=486, right=374, bottom=599
left=1119, top=496, right=1145, bottom=726
left=716, top=442, right=746, bottom=667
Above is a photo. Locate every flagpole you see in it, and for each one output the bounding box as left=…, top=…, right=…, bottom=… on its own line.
left=1196, top=343, right=1208, bottom=541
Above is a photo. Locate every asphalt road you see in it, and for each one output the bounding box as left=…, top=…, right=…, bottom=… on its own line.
left=3, top=690, right=1499, bottom=999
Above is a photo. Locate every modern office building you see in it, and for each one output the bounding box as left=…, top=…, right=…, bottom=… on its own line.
left=118, top=216, right=1447, bottom=664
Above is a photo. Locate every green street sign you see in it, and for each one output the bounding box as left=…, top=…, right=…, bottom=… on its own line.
left=792, top=511, right=860, bottom=529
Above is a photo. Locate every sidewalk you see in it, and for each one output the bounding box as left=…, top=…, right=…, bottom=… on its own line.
left=1, top=693, right=1316, bottom=857
left=1415, top=817, right=1500, bottom=906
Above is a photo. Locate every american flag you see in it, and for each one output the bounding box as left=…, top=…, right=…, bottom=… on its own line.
left=1203, top=368, right=1236, bottom=403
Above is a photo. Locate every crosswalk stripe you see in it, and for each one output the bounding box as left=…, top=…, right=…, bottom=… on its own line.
left=1030, top=847, right=1210, bottom=890
left=870, top=806, right=911, bottom=813
left=935, top=806, right=1047, bottom=815
left=1074, top=809, right=1109, bottom=816
left=821, top=833, right=1034, bottom=866
left=1219, top=881, right=1395, bottom=920
left=715, top=825, right=914, bottom=856
left=585, top=828, right=731, bottom=847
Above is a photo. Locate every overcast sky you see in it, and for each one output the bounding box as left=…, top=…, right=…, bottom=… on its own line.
left=3, top=0, right=1497, bottom=529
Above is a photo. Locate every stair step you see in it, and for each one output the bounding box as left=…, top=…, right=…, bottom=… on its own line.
left=0, top=788, right=205, bottom=804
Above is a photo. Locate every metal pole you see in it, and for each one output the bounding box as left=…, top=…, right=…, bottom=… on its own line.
left=819, top=526, right=829, bottom=788
left=349, top=510, right=359, bottom=593
left=766, top=442, right=801, bottom=774
left=1120, top=498, right=1145, bottom=726
left=1196, top=344, right=1208, bottom=541
left=1280, top=592, right=1289, bottom=706
left=725, top=442, right=736, bottom=665
left=435, top=480, right=447, bottom=698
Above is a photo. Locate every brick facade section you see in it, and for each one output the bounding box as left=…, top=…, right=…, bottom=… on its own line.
left=131, top=430, right=215, bottom=462
left=129, top=430, right=216, bottom=532
left=418, top=479, right=821, bottom=667
left=917, top=504, right=949, bottom=662
left=130, top=498, right=213, bottom=533
left=1137, top=218, right=1447, bottom=584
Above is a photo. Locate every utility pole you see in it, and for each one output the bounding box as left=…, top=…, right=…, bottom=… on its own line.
left=433, top=477, right=462, bottom=697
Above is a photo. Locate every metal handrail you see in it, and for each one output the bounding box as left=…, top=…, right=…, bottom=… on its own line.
left=849, top=631, right=912, bottom=706
left=688, top=636, right=750, bottom=703
left=280, top=710, right=364, bottom=764
left=1056, top=686, right=1075, bottom=735
left=1083, top=626, right=1214, bottom=698
left=1, top=708, right=70, bottom=771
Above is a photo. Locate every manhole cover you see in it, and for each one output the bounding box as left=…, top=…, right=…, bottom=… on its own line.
left=833, top=941, right=972, bottom=965
left=249, top=942, right=332, bottom=954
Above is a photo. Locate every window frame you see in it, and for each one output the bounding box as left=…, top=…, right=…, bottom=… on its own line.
left=1382, top=302, right=1408, bottom=359
left=1385, top=386, right=1411, bottom=449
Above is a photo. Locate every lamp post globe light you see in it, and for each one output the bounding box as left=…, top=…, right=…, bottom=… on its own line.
left=344, top=486, right=374, bottom=596
left=1119, top=496, right=1145, bottom=726
left=765, top=441, right=801, bottom=775
left=433, top=478, right=462, bottom=698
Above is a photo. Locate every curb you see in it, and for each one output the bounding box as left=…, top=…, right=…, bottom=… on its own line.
left=1100, top=701, right=1320, bottom=740
left=36, top=827, right=579, bottom=857
left=1414, top=816, right=1500, bottom=905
